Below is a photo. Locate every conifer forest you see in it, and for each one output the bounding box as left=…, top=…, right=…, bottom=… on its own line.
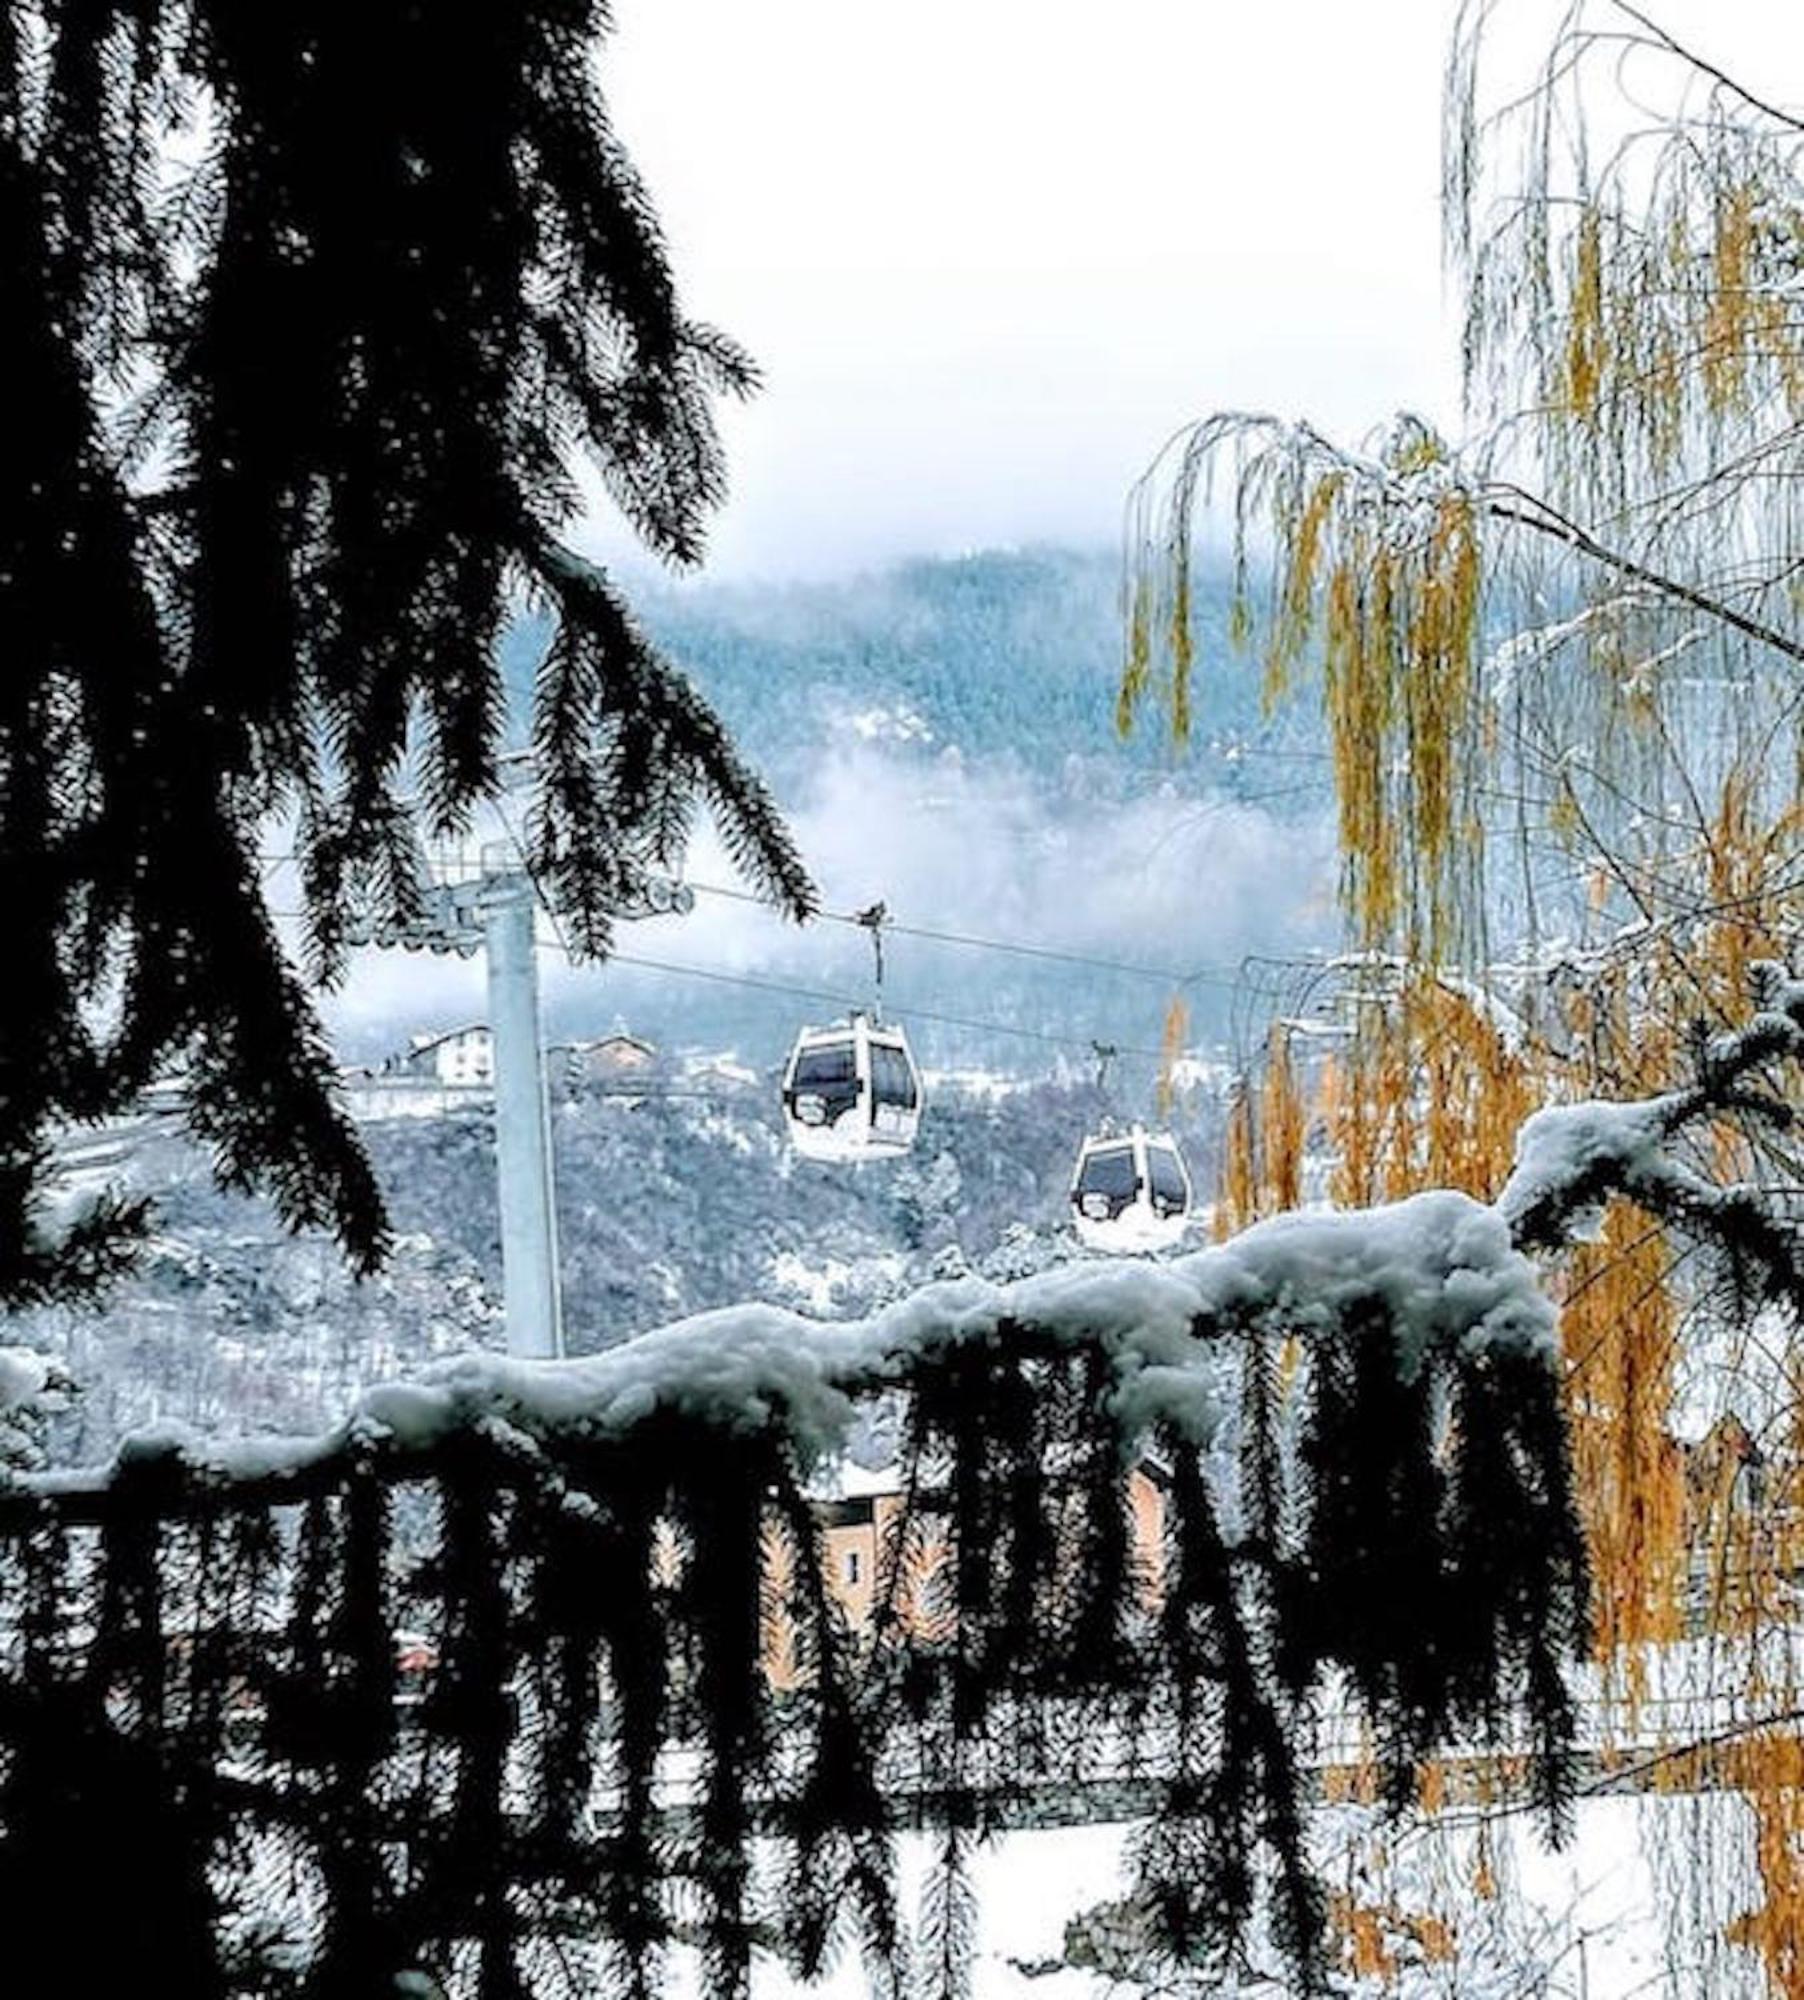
left=12, top=2, right=1804, bottom=1995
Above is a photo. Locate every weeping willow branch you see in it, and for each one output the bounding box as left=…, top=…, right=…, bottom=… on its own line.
left=1116, top=22, right=1804, bottom=1983
left=1128, top=5, right=1804, bottom=977
left=1483, top=486, right=1804, bottom=668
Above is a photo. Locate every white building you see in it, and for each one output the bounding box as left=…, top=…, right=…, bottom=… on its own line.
left=394, top=1024, right=494, bottom=1088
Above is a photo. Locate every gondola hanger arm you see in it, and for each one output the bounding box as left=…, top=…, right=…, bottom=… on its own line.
left=855, top=901, right=889, bottom=1021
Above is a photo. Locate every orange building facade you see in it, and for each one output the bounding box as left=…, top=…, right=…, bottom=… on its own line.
left=762, top=1464, right=1169, bottom=1689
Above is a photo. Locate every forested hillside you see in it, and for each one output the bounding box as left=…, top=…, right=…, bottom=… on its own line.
left=506, top=547, right=1315, bottom=789
left=23, top=1065, right=1225, bottom=1466
left=483, top=547, right=1338, bottom=1072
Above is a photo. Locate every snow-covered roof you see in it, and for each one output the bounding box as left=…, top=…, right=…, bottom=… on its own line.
left=404, top=1023, right=491, bottom=1057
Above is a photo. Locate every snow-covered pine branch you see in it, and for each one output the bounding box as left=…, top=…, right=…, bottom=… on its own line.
left=11, top=966, right=1804, bottom=1996
left=10, top=1189, right=1554, bottom=1511
left=1499, top=960, right=1804, bottom=1319
left=0, top=1348, right=75, bottom=1475
left=0, top=1191, right=1586, bottom=1997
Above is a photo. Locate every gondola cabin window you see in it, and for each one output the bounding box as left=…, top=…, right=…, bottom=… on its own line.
left=781, top=1015, right=925, bottom=1162
left=1147, top=1142, right=1190, bottom=1217
left=1069, top=1125, right=1194, bottom=1253
left=1076, top=1145, right=1137, bottom=1215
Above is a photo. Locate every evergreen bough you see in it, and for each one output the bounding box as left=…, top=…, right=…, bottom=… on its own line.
left=0, top=1245, right=1589, bottom=2000
left=1, top=0, right=813, bottom=1305
left=8, top=970, right=1804, bottom=1994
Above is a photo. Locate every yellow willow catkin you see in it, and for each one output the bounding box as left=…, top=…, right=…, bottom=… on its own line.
left=1117, top=570, right=1153, bottom=740
left=1326, top=549, right=1400, bottom=950
left=1266, top=469, right=1343, bottom=710
left=1214, top=1084, right=1258, bottom=1242
left=1565, top=204, right=1607, bottom=421
left=1403, top=977, right=1540, bottom=1199
left=1259, top=1021, right=1305, bottom=1212
left=1705, top=181, right=1758, bottom=416
left=1320, top=976, right=1529, bottom=1210
left=1406, top=497, right=1480, bottom=960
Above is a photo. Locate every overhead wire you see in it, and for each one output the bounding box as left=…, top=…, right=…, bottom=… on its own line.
left=257, top=754, right=1338, bottom=1064
left=256, top=905, right=1182, bottom=1065
left=677, top=878, right=1256, bottom=992
left=258, top=850, right=1300, bottom=997
left=265, top=895, right=1272, bottom=1065
left=498, top=792, right=1292, bottom=1059
left=539, top=939, right=1177, bottom=1063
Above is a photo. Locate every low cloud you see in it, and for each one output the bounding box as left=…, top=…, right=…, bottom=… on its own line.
left=316, top=736, right=1334, bottom=1070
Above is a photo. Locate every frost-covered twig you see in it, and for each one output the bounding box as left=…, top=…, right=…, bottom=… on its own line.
left=1499, top=961, right=1804, bottom=1317
left=0, top=1349, right=76, bottom=1475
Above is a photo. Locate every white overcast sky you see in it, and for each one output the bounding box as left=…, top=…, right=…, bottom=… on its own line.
left=593, top=0, right=1461, bottom=580
left=587, top=0, right=1797, bottom=584
left=313, top=0, right=1801, bottom=1042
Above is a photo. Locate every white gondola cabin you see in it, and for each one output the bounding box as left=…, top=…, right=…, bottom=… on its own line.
left=781, top=1015, right=924, bottom=1162
left=1068, top=1124, right=1193, bottom=1252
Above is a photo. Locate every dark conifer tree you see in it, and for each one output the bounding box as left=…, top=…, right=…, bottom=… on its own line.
left=0, top=0, right=813, bottom=1305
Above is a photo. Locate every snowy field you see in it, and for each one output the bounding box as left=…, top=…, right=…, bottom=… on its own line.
left=655, top=1797, right=1719, bottom=1998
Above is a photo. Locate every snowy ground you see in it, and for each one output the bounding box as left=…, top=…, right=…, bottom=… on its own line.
left=657, top=1822, right=1137, bottom=2000
left=657, top=1796, right=1726, bottom=1998
left=1510, top=1798, right=1667, bottom=1999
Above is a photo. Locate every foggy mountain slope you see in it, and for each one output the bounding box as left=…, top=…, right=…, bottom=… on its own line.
left=472, top=547, right=1339, bottom=1071
left=22, top=1066, right=1227, bottom=1467
left=506, top=546, right=1319, bottom=785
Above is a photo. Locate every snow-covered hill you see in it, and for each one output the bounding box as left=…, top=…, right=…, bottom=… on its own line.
left=21, top=1059, right=1227, bottom=1467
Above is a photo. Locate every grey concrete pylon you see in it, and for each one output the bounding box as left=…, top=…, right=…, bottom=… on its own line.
left=482, top=872, right=564, bottom=1360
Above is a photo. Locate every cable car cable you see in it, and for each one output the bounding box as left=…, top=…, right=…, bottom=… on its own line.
left=258, top=852, right=1290, bottom=996
left=549, top=942, right=1173, bottom=1063
left=268, top=894, right=1312, bottom=1055
left=679, top=877, right=1236, bottom=989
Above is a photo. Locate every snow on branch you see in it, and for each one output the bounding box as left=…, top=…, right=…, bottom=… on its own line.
left=1499, top=960, right=1804, bottom=1315
left=0, top=1187, right=1586, bottom=1997
left=14, top=1188, right=1552, bottom=1512
left=11, top=971, right=1804, bottom=1995
left=0, top=1349, right=74, bottom=1474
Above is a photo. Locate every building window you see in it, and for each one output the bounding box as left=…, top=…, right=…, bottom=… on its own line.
left=845, top=1550, right=862, bottom=1586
